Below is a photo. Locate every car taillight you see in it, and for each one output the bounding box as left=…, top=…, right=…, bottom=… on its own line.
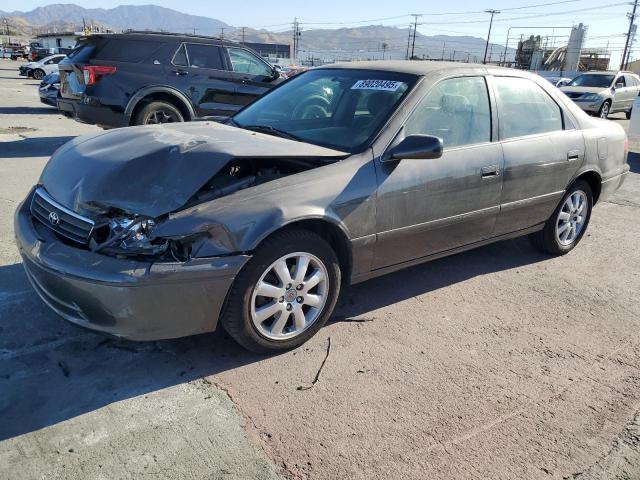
left=624, top=136, right=629, bottom=158
left=82, top=65, right=117, bottom=86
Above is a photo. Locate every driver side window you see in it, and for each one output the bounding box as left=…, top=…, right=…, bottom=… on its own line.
left=405, top=76, right=491, bottom=149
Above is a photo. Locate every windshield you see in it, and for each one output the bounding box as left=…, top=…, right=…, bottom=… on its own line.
left=569, top=74, right=614, bottom=88
left=233, top=69, right=417, bottom=152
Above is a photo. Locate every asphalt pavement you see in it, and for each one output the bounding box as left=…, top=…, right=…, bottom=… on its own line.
left=0, top=59, right=638, bottom=480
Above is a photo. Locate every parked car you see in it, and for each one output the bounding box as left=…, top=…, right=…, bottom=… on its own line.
left=19, top=54, right=66, bottom=79
left=57, top=32, right=283, bottom=128
left=38, top=72, right=60, bottom=106
left=545, top=76, right=572, bottom=88
left=560, top=71, right=640, bottom=119
left=15, top=61, right=629, bottom=352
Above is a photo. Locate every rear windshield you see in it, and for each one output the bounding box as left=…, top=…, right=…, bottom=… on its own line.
left=93, top=39, right=164, bottom=63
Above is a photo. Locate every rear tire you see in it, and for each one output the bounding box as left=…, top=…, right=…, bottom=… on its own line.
left=134, top=101, right=184, bottom=125
left=221, top=228, right=341, bottom=353
left=626, top=108, right=633, bottom=120
left=31, top=69, right=45, bottom=80
left=529, top=180, right=593, bottom=255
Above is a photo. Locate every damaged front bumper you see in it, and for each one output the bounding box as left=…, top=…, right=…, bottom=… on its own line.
left=14, top=193, right=250, bottom=340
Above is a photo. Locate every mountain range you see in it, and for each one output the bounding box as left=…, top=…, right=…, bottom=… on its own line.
left=0, top=4, right=512, bottom=62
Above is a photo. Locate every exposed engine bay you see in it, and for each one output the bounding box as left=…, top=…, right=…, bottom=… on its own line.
left=80, top=157, right=322, bottom=261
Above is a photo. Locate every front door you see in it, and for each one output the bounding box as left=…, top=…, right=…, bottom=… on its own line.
left=373, top=76, right=504, bottom=269
left=171, top=43, right=237, bottom=117
left=490, top=75, right=585, bottom=235
left=224, top=47, right=279, bottom=111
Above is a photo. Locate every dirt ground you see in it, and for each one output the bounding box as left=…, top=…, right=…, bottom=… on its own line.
left=0, top=58, right=639, bottom=480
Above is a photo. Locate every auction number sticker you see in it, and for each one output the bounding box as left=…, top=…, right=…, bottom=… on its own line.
left=351, top=80, right=403, bottom=91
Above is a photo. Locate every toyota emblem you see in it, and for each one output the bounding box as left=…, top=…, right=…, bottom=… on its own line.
left=48, top=211, right=60, bottom=226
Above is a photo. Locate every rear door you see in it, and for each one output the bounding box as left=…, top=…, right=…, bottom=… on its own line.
left=223, top=47, right=279, bottom=109
left=491, top=75, right=584, bottom=236
left=171, top=42, right=237, bottom=117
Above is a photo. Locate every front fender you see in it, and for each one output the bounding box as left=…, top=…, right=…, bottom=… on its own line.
left=151, top=152, right=378, bottom=257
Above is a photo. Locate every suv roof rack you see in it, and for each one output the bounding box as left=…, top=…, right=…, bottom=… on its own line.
left=122, top=30, right=228, bottom=42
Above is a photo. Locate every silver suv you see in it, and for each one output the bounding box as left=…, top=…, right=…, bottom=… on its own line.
left=560, top=71, right=640, bottom=119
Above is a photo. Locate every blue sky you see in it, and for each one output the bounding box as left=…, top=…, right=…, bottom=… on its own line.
left=11, top=0, right=636, bottom=64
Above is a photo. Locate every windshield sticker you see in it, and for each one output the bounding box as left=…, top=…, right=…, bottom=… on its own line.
left=351, top=80, right=403, bottom=91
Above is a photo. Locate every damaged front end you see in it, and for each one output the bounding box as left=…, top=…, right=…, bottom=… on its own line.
left=34, top=155, right=342, bottom=263
left=31, top=122, right=347, bottom=262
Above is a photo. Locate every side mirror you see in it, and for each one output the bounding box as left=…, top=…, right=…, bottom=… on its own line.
left=383, top=135, right=443, bottom=161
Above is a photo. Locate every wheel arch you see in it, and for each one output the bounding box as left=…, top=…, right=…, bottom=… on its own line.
left=125, top=86, right=196, bottom=125
left=571, top=170, right=602, bottom=204
left=252, top=217, right=353, bottom=285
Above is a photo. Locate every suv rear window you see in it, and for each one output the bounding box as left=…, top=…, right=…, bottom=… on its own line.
left=94, top=39, right=163, bottom=63
left=67, top=43, right=95, bottom=62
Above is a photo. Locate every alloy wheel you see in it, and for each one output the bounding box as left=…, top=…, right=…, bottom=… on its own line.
left=250, top=252, right=329, bottom=340
left=146, top=109, right=178, bottom=124
left=600, top=102, right=610, bottom=118
left=556, top=190, right=588, bottom=246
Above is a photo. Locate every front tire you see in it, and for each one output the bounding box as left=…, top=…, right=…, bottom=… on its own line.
left=599, top=101, right=611, bottom=119
left=134, top=101, right=184, bottom=125
left=529, top=180, right=593, bottom=255
left=221, top=229, right=341, bottom=353
left=31, top=69, right=45, bottom=80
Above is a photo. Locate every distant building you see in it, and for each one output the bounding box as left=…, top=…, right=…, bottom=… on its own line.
left=35, top=32, right=81, bottom=52
left=244, top=42, right=291, bottom=59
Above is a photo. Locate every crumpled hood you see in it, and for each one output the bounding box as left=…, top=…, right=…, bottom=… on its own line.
left=39, top=122, right=347, bottom=218
left=560, top=86, right=609, bottom=96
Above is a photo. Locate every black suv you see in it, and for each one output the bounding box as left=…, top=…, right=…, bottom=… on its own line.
left=57, top=32, right=283, bottom=128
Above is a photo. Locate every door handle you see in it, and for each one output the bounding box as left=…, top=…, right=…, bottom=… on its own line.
left=173, top=69, right=188, bottom=76
left=481, top=165, right=499, bottom=178
left=567, top=150, right=580, bottom=161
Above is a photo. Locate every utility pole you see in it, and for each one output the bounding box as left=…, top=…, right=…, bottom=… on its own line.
left=441, top=42, right=446, bottom=61
left=220, top=27, right=225, bottom=40
left=410, top=14, right=421, bottom=60
left=405, top=24, right=413, bottom=60
left=382, top=42, right=388, bottom=60
left=622, top=0, right=639, bottom=69
left=625, top=24, right=637, bottom=68
left=483, top=9, right=500, bottom=64
left=240, top=26, right=247, bottom=44
left=292, top=18, right=301, bottom=61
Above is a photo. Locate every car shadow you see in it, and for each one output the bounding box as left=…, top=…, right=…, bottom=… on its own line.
left=0, top=106, right=58, bottom=115
left=0, top=235, right=546, bottom=441
left=331, top=235, right=546, bottom=321
left=0, top=136, right=75, bottom=158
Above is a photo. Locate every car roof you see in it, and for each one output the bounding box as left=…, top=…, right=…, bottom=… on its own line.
left=318, top=60, right=520, bottom=77
left=78, top=31, right=242, bottom=48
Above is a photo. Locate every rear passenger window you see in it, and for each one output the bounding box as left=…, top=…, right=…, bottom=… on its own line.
left=494, top=77, right=563, bottom=139
left=184, top=44, right=224, bottom=70
left=624, top=75, right=638, bottom=86
left=405, top=76, right=491, bottom=148
left=95, top=39, right=162, bottom=63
